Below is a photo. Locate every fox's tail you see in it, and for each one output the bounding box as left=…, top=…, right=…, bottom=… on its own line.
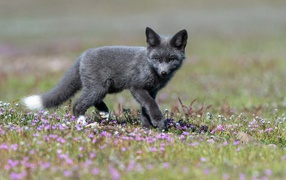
left=23, top=58, right=82, bottom=110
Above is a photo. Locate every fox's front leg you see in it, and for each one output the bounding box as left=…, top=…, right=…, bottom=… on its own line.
left=140, top=107, right=153, bottom=129
left=130, top=87, right=165, bottom=129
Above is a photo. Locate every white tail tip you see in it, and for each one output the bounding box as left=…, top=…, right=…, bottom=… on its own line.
left=22, top=95, right=43, bottom=110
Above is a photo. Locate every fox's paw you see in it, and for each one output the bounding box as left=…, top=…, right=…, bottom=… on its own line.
left=151, top=120, right=166, bottom=131
left=77, top=116, right=87, bottom=125
left=99, top=111, right=110, bottom=120
left=142, top=122, right=153, bottom=130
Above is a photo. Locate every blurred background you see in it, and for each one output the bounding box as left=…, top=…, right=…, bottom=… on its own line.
left=1, top=0, right=286, bottom=112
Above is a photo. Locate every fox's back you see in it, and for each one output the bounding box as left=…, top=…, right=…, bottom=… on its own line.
left=80, top=46, right=158, bottom=91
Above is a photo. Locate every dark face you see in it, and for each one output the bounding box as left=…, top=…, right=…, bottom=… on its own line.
left=145, top=27, right=188, bottom=78
left=147, top=42, right=185, bottom=78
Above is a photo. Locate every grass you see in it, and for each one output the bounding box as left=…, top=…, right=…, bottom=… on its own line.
left=1, top=0, right=286, bottom=179
left=0, top=101, right=285, bottom=180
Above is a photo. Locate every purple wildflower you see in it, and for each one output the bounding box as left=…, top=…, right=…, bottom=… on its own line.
left=90, top=153, right=96, bottom=159
left=200, top=157, right=206, bottom=162
left=109, top=166, right=120, bottom=180
left=56, top=137, right=66, bottom=143
left=162, top=162, right=169, bottom=169
left=239, top=173, right=246, bottom=180
left=10, top=171, right=27, bottom=180
left=65, top=157, right=73, bottom=165
left=179, top=134, right=186, bottom=140
left=76, top=125, right=82, bottom=131
left=10, top=144, right=18, bottom=151
left=100, top=145, right=106, bottom=149
left=182, top=131, right=189, bottom=136
left=127, top=160, right=136, bottom=171
left=7, top=159, right=19, bottom=167
left=265, top=128, right=273, bottom=132
left=88, top=133, right=94, bottom=139
left=135, top=136, right=142, bottom=141
left=58, top=153, right=73, bottom=165
left=233, top=140, right=240, bottom=145
left=189, top=142, right=200, bottom=147
left=203, top=168, right=211, bottom=175
left=223, top=141, right=228, bottom=146
left=92, top=168, right=100, bottom=175
left=0, top=143, right=8, bottom=149
left=157, top=133, right=168, bottom=140
left=39, top=161, right=51, bottom=169
left=211, top=129, right=216, bottom=134
left=217, top=125, right=225, bottom=131
left=100, top=131, right=111, bottom=138
left=149, top=147, right=157, bottom=152
left=64, top=170, right=72, bottom=177
left=265, top=169, right=272, bottom=176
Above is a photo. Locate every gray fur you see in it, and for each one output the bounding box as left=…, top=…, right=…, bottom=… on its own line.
left=38, top=27, right=188, bottom=129
left=41, top=58, right=82, bottom=108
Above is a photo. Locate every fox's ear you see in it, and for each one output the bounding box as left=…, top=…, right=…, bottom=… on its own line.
left=145, top=27, right=161, bottom=47
left=170, top=29, right=188, bottom=50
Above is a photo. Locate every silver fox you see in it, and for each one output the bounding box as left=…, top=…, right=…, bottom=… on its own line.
left=23, top=27, right=188, bottom=129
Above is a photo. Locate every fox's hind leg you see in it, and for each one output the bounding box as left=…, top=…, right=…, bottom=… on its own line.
left=73, top=87, right=107, bottom=124
left=95, top=101, right=110, bottom=120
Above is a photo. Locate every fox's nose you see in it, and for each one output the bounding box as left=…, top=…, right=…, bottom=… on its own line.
left=161, top=71, right=167, bottom=77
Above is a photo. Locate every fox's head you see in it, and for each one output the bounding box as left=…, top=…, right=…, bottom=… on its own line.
left=145, top=27, right=188, bottom=78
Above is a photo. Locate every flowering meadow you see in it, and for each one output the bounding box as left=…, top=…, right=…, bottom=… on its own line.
left=1, top=0, right=286, bottom=179
left=0, top=99, right=285, bottom=180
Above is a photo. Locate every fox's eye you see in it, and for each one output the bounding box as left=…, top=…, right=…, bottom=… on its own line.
left=152, top=57, right=160, bottom=61
left=168, top=56, right=177, bottom=62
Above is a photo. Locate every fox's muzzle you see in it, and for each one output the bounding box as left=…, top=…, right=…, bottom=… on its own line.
left=157, top=63, right=171, bottom=78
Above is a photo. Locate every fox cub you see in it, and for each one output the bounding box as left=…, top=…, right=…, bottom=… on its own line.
left=23, top=27, right=188, bottom=129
